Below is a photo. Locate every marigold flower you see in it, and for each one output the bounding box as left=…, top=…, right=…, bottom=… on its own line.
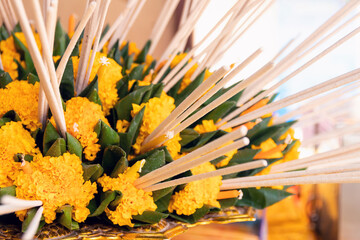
left=0, top=121, right=40, bottom=187
left=168, top=162, right=222, bottom=215
left=97, top=57, right=123, bottom=115
left=252, top=138, right=285, bottom=160
left=0, top=81, right=41, bottom=131
left=116, top=119, right=130, bottom=133
left=97, top=161, right=157, bottom=227
left=51, top=97, right=109, bottom=161
left=131, top=92, right=181, bottom=159
left=15, top=153, right=97, bottom=223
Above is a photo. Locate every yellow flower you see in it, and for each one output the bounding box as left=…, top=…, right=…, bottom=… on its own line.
left=168, top=162, right=222, bottom=215
left=0, top=81, right=41, bottom=131
left=116, top=119, right=130, bottom=133
left=252, top=138, right=286, bottom=160
left=131, top=92, right=181, bottom=159
left=15, top=153, right=97, bottom=223
left=96, top=57, right=123, bottom=115
left=72, top=52, right=107, bottom=84
left=170, top=53, right=187, bottom=68
left=97, top=161, right=157, bottom=227
left=51, top=97, right=109, bottom=161
left=0, top=122, right=40, bottom=187
left=194, top=120, right=236, bottom=167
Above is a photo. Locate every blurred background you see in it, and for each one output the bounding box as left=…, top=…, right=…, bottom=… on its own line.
left=22, top=0, right=360, bottom=239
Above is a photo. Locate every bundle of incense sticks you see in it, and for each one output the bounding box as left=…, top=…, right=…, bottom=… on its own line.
left=0, top=0, right=359, bottom=239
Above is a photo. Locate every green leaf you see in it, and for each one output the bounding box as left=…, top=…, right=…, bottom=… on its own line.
left=53, top=20, right=67, bottom=56
left=251, top=120, right=296, bottom=146
left=152, top=186, right=175, bottom=202
left=22, top=208, right=45, bottom=233
left=219, top=198, right=238, bottom=209
left=43, top=122, right=61, bottom=154
left=65, top=132, right=83, bottom=160
left=224, top=148, right=261, bottom=179
left=57, top=58, right=75, bottom=101
left=142, top=60, right=156, bottom=77
left=87, top=89, right=102, bottom=106
left=119, top=107, right=145, bottom=154
left=169, top=205, right=210, bottom=224
left=154, top=190, right=174, bottom=212
left=174, top=69, right=206, bottom=106
left=180, top=128, right=200, bottom=146
left=139, top=150, right=166, bottom=176
left=247, top=117, right=271, bottom=139
left=116, top=76, right=129, bottom=99
left=129, top=65, right=145, bottom=80
left=108, top=191, right=123, bottom=210
left=0, top=186, right=16, bottom=197
left=78, top=75, right=98, bottom=98
left=101, top=145, right=127, bottom=176
left=95, top=119, right=120, bottom=149
left=0, top=26, right=9, bottom=40
left=236, top=188, right=293, bottom=209
left=89, top=191, right=117, bottom=217
left=0, top=71, right=12, bottom=88
left=135, top=40, right=151, bottom=64
left=82, top=163, right=104, bottom=181
left=132, top=211, right=168, bottom=224
left=182, top=130, right=226, bottom=152
left=58, top=205, right=79, bottom=230
left=123, top=54, right=134, bottom=74
left=13, top=33, right=35, bottom=74
left=14, top=59, right=28, bottom=80
left=45, top=138, right=66, bottom=157
left=114, top=85, right=152, bottom=121
left=27, top=73, right=39, bottom=84
left=130, top=146, right=174, bottom=163
left=2, top=110, right=21, bottom=122
left=150, top=83, right=164, bottom=99
left=202, top=101, right=236, bottom=123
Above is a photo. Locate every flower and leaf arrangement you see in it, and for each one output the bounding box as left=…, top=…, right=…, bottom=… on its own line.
left=0, top=0, right=359, bottom=239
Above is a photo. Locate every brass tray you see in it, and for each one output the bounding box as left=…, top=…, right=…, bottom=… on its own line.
left=0, top=207, right=255, bottom=239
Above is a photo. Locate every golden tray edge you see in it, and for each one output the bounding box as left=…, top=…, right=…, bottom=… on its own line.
left=0, top=207, right=255, bottom=239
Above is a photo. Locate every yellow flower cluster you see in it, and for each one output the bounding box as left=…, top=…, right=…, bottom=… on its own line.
left=0, top=121, right=40, bottom=187
left=15, top=153, right=97, bottom=223
left=53, top=97, right=109, bottom=161
left=0, top=81, right=41, bottom=131
left=129, top=92, right=181, bottom=159
left=194, top=120, right=236, bottom=167
left=72, top=53, right=123, bottom=115
left=0, top=32, right=41, bottom=80
left=97, top=161, right=157, bottom=227
left=168, top=162, right=222, bottom=215
left=96, top=57, right=123, bottom=115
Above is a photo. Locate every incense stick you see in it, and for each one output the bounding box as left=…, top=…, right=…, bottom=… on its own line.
left=22, top=207, right=43, bottom=240
left=136, top=126, right=248, bottom=186
left=220, top=68, right=360, bottom=129
left=144, top=159, right=267, bottom=192
left=223, top=165, right=360, bottom=185
left=137, top=137, right=249, bottom=189
left=56, top=1, right=97, bottom=82
left=217, top=190, right=242, bottom=200
left=13, top=0, right=67, bottom=136
left=220, top=171, right=360, bottom=190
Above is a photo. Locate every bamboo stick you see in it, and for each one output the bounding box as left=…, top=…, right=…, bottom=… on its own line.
left=1, top=196, right=42, bottom=208
left=220, top=67, right=360, bottom=130
left=220, top=171, right=360, bottom=190
left=75, top=0, right=101, bottom=94
left=223, top=165, right=360, bottom=185
left=144, top=159, right=267, bottom=192
left=22, top=207, right=43, bottom=240
left=136, top=126, right=248, bottom=187
left=118, top=0, right=147, bottom=44
left=0, top=0, right=13, bottom=32
left=56, top=2, right=97, bottom=82
left=82, top=0, right=111, bottom=89
left=148, top=0, right=180, bottom=55
left=98, top=12, right=123, bottom=50
left=271, top=142, right=360, bottom=173
left=271, top=36, right=298, bottom=63
left=170, top=60, right=273, bottom=137
left=219, top=1, right=360, bottom=124
left=142, top=65, right=231, bottom=146
left=13, top=0, right=67, bottom=136
left=136, top=137, right=250, bottom=189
